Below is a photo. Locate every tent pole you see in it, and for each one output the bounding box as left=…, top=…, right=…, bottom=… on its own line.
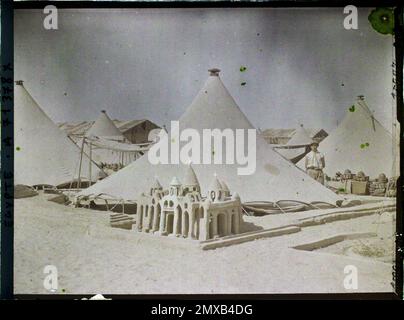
left=77, top=138, right=85, bottom=189
left=89, top=142, right=92, bottom=187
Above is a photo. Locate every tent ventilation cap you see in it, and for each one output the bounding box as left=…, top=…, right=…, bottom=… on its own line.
left=208, top=68, right=221, bottom=76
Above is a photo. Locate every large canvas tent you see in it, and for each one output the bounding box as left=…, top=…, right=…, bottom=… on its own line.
left=15, top=81, right=100, bottom=187
left=297, top=97, right=394, bottom=179
left=80, top=70, right=341, bottom=204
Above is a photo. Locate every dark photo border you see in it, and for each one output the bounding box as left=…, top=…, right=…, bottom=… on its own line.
left=1, top=0, right=403, bottom=301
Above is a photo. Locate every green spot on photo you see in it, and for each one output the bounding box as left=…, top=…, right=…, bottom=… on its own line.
left=241, top=82, right=247, bottom=86
left=240, top=66, right=247, bottom=72
left=368, top=7, right=395, bottom=35
left=349, top=105, right=355, bottom=112
left=16, top=146, right=21, bottom=151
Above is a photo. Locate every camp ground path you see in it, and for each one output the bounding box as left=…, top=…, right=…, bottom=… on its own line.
left=14, top=194, right=394, bottom=294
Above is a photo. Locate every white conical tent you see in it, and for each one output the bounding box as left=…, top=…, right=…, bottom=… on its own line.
left=82, top=110, right=135, bottom=165
left=275, top=125, right=312, bottom=162
left=79, top=70, right=341, bottom=204
left=286, top=125, right=313, bottom=147
left=297, top=98, right=394, bottom=179
left=86, top=110, right=126, bottom=141
left=14, top=82, right=99, bottom=186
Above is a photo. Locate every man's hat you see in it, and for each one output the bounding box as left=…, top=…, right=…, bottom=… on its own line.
left=310, top=141, right=319, bottom=146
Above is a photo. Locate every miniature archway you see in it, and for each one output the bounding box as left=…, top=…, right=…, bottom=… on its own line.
left=153, top=203, right=161, bottom=231
left=166, top=214, right=174, bottom=235
left=183, top=211, right=189, bottom=237
left=217, top=213, right=227, bottom=237
left=138, top=205, right=144, bottom=229
left=175, top=206, right=182, bottom=235
left=149, top=206, right=155, bottom=230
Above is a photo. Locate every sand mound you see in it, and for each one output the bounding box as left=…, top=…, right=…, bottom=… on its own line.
left=14, top=184, right=38, bottom=199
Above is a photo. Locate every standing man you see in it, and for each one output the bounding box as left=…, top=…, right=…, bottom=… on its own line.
left=305, top=141, right=325, bottom=185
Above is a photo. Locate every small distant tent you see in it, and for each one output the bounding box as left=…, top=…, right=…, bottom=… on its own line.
left=297, top=97, right=394, bottom=179
left=86, top=110, right=126, bottom=142
left=82, top=110, right=140, bottom=166
left=14, top=81, right=100, bottom=187
left=79, top=69, right=341, bottom=205
left=275, top=125, right=313, bottom=163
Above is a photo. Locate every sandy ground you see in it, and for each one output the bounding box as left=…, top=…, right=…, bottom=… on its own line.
left=14, top=194, right=395, bottom=294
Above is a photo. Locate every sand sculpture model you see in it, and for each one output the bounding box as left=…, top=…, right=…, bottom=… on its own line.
left=136, top=165, right=243, bottom=241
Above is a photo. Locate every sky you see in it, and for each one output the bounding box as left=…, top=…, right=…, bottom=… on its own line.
left=14, top=8, right=394, bottom=132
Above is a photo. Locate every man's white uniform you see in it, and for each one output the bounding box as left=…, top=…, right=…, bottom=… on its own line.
left=305, top=149, right=325, bottom=185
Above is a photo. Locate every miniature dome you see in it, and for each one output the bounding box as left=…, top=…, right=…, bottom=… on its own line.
left=208, top=175, right=225, bottom=202
left=183, top=164, right=200, bottom=187
left=170, top=176, right=182, bottom=186
left=151, top=177, right=163, bottom=189
left=209, top=176, right=223, bottom=191
left=378, top=173, right=387, bottom=183
left=231, top=192, right=241, bottom=201
left=357, top=171, right=365, bottom=178
left=220, top=180, right=230, bottom=192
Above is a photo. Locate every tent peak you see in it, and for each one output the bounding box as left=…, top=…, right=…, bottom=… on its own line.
left=208, top=68, right=221, bottom=76
left=86, top=109, right=125, bottom=140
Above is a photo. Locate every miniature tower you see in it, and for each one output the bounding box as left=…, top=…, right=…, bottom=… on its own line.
left=169, top=176, right=181, bottom=196
left=150, top=177, right=163, bottom=196
left=182, top=164, right=201, bottom=195
left=208, top=174, right=225, bottom=202
left=220, top=180, right=231, bottom=198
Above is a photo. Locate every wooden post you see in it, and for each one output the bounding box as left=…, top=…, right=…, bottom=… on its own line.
left=77, top=138, right=85, bottom=189
left=89, top=142, right=92, bottom=187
